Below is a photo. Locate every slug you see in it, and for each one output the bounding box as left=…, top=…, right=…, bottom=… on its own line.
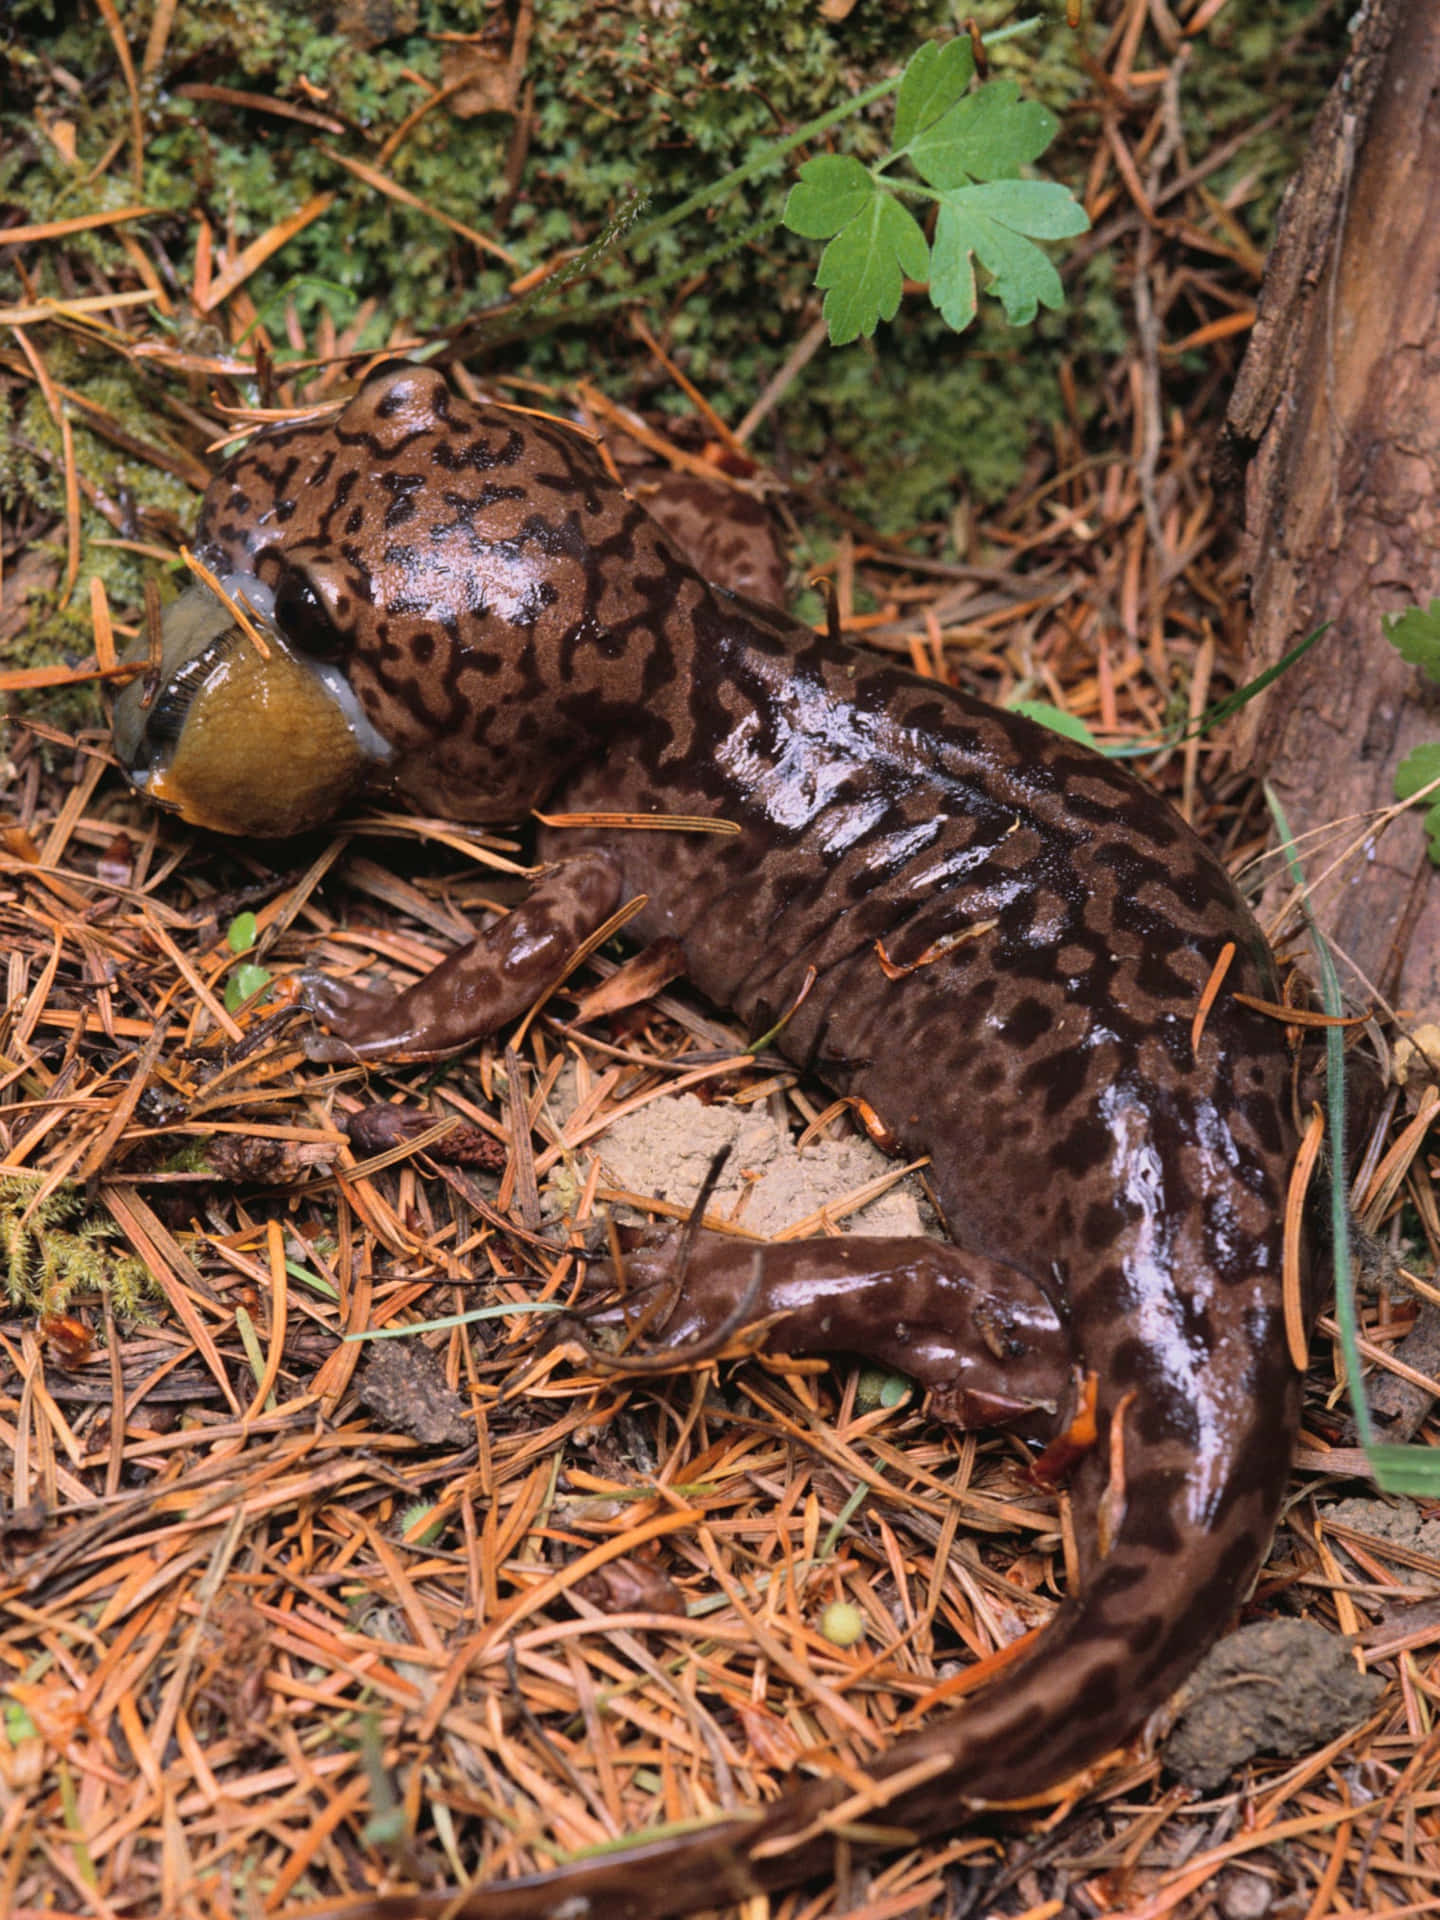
left=114, top=363, right=1305, bottom=1920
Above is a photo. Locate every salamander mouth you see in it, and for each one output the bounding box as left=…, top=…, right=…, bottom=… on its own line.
left=113, top=573, right=393, bottom=838
left=128, top=636, right=234, bottom=763
left=114, top=574, right=275, bottom=778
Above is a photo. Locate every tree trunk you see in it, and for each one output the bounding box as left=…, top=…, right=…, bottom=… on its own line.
left=1222, top=0, right=1440, bottom=1022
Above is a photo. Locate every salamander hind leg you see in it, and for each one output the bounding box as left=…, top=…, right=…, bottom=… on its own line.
left=579, top=1229, right=1072, bottom=1435
left=301, top=852, right=623, bottom=1061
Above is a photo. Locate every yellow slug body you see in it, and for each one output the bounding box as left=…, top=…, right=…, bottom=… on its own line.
left=113, top=577, right=390, bottom=838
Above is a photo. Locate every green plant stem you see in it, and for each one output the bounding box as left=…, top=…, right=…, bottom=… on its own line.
left=1260, top=800, right=1439, bottom=1499
left=620, top=75, right=904, bottom=260
left=574, top=215, right=781, bottom=324
left=470, top=89, right=902, bottom=349
left=448, top=214, right=781, bottom=354
left=1264, top=785, right=1369, bottom=1446
left=346, top=1299, right=566, bottom=1341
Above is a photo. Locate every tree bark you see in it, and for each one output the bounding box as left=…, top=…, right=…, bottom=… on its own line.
left=1222, top=0, right=1440, bottom=1022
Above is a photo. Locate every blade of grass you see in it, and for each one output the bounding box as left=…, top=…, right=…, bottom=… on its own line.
left=1100, top=624, right=1329, bottom=759
left=1264, top=785, right=1366, bottom=1437
left=1265, top=785, right=1440, bottom=1495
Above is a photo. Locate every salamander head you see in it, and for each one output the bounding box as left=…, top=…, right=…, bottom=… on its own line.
left=113, top=574, right=392, bottom=837
left=117, top=363, right=704, bottom=830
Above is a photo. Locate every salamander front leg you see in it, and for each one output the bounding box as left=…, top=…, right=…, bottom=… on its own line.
left=301, top=852, right=623, bottom=1061
left=581, top=1230, right=1072, bottom=1434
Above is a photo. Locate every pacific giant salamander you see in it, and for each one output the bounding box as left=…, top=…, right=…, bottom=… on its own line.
left=114, top=362, right=1305, bottom=1920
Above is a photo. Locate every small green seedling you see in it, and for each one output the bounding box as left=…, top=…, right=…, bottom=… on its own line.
left=224, top=911, right=273, bottom=1015
left=782, top=36, right=1089, bottom=345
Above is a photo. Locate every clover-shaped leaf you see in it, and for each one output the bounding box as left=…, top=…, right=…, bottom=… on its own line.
left=781, top=35, right=1089, bottom=344
left=786, top=157, right=933, bottom=343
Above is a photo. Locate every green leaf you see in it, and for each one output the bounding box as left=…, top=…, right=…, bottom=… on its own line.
left=814, top=194, right=930, bottom=345
left=929, top=226, right=977, bottom=331
left=962, top=178, right=1092, bottom=240
left=892, top=37, right=975, bottom=150
left=1395, top=742, right=1440, bottom=797
left=1011, top=699, right=1098, bottom=748
left=286, top=1259, right=338, bottom=1300
left=345, top=1299, right=567, bottom=1341
left=5, top=1699, right=39, bottom=1742
left=225, top=961, right=273, bottom=1014
left=1383, top=598, right=1440, bottom=682
left=909, top=79, right=1058, bottom=190
left=782, top=154, right=874, bottom=240
left=227, top=910, right=258, bottom=953
left=931, top=183, right=1087, bottom=330
left=1395, top=742, right=1440, bottom=863
left=1367, top=1442, right=1440, bottom=1496
left=401, top=1502, right=447, bottom=1545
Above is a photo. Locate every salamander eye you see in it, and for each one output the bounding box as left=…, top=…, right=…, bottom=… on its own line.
left=274, top=564, right=345, bottom=660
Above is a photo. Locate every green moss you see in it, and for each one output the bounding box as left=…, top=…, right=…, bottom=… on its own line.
left=0, top=335, right=196, bottom=728
left=1190, top=0, right=1346, bottom=234
left=0, top=1173, right=157, bottom=1317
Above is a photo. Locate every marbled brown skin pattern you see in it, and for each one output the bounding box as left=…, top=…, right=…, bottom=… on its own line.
left=179, top=365, right=1301, bottom=1920
left=617, top=463, right=788, bottom=606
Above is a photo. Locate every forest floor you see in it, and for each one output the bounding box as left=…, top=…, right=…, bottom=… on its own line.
left=3, top=5, right=1440, bottom=1919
